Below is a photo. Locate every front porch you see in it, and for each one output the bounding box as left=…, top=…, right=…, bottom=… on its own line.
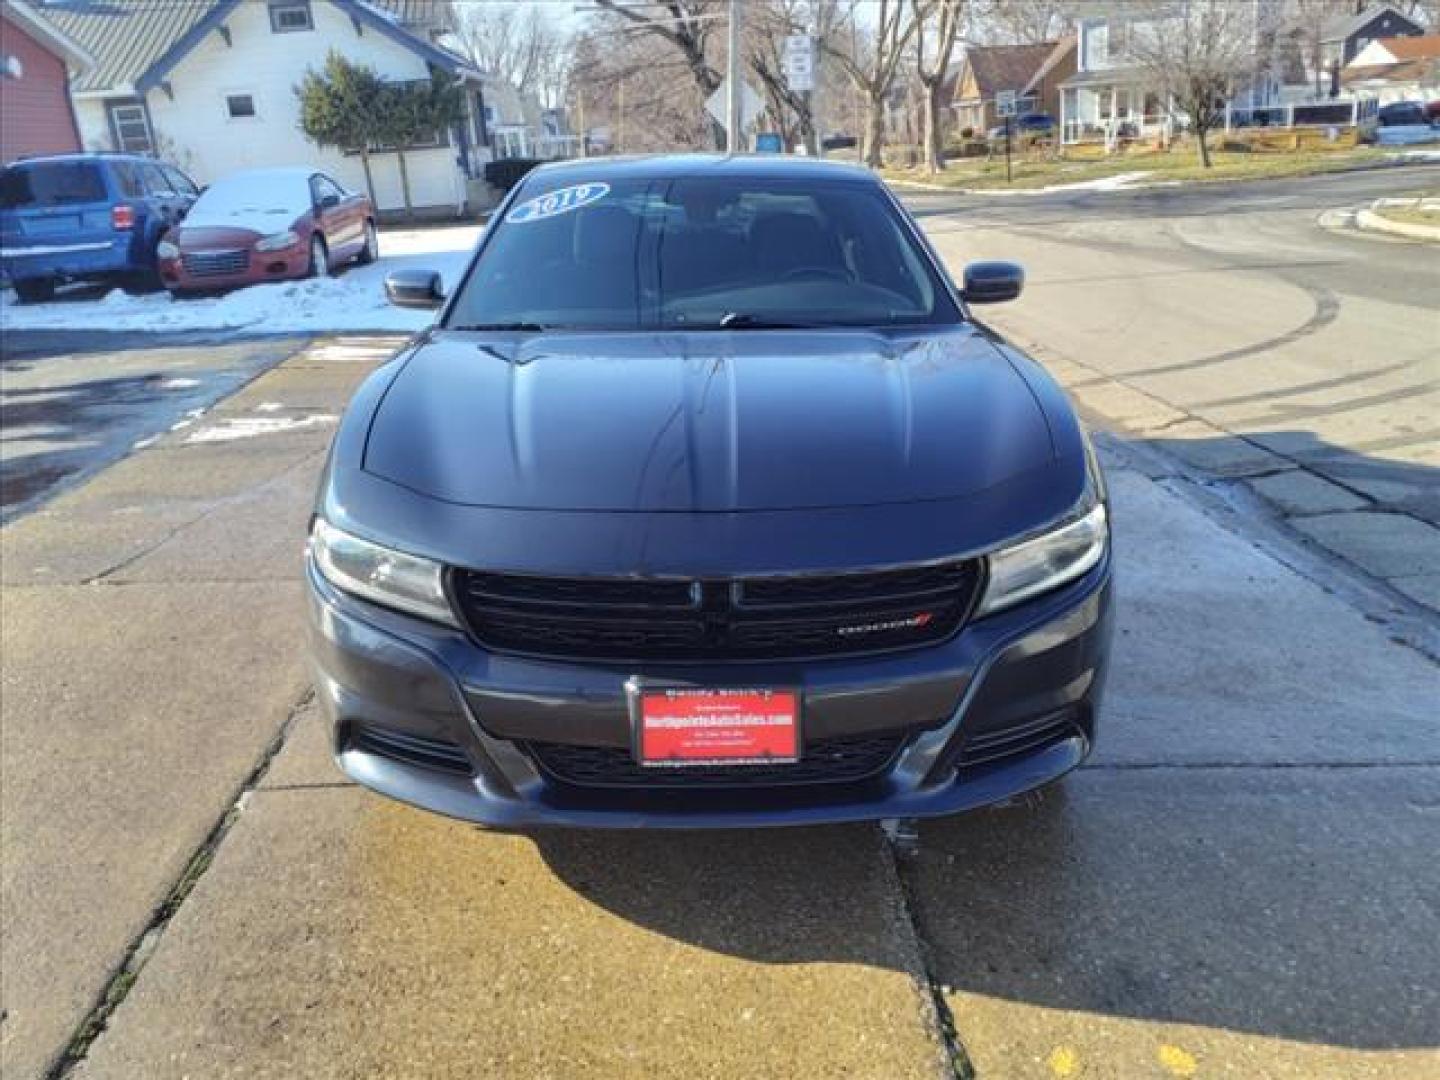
left=1060, top=82, right=1174, bottom=146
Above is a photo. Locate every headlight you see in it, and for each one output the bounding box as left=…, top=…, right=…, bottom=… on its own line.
left=976, top=503, right=1108, bottom=617
left=308, top=518, right=458, bottom=626
left=156, top=240, right=179, bottom=259
left=255, top=230, right=300, bottom=252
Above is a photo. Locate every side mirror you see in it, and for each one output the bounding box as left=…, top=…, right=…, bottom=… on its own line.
left=385, top=269, right=445, bottom=309
left=318, top=193, right=341, bottom=210
left=962, top=261, right=1024, bottom=304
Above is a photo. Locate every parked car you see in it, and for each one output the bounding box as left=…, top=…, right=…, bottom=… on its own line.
left=1377, top=101, right=1431, bottom=127
left=1364, top=101, right=1440, bottom=146
left=988, top=113, right=1055, bottom=142
left=0, top=152, right=198, bottom=302
left=157, top=167, right=375, bottom=293
left=307, top=155, right=1113, bottom=829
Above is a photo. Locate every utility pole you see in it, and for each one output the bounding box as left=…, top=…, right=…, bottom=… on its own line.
left=726, top=0, right=743, bottom=152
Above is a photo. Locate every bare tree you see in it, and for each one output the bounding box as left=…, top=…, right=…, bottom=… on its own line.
left=821, top=0, right=922, bottom=166
left=591, top=0, right=728, bottom=149
left=1127, top=0, right=1258, bottom=168
left=450, top=3, right=571, bottom=108
left=979, top=0, right=1075, bottom=43
left=745, top=0, right=848, bottom=155
left=567, top=25, right=714, bottom=153
left=913, top=0, right=966, bottom=173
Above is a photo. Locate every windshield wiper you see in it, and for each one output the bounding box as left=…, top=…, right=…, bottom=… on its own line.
left=713, top=312, right=815, bottom=330
left=452, top=321, right=548, bottom=332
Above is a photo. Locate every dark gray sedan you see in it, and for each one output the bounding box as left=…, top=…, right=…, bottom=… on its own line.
left=306, top=154, right=1112, bottom=829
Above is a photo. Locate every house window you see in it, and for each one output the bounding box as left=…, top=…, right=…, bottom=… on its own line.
left=226, top=94, right=256, bottom=119
left=269, top=1, right=313, bottom=32
left=107, top=101, right=154, bottom=154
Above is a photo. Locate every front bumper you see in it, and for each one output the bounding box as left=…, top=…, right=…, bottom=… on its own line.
left=160, top=247, right=307, bottom=291
left=1, top=237, right=134, bottom=282
left=306, top=554, right=1113, bottom=829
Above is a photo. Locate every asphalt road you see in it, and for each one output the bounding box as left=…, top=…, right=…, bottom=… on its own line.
left=1, top=170, right=1437, bottom=1079
left=905, top=165, right=1440, bottom=618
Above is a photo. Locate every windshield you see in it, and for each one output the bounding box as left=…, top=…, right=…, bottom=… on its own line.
left=446, top=174, right=961, bottom=331
left=0, top=162, right=107, bottom=210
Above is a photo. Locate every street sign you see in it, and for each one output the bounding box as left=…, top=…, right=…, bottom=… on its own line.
left=781, top=34, right=814, bottom=92
left=706, top=78, right=765, bottom=134
left=755, top=132, right=784, bottom=153
left=996, top=90, right=1018, bottom=118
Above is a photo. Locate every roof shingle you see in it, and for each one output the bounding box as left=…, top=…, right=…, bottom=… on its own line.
left=43, top=0, right=213, bottom=94
left=955, top=41, right=1059, bottom=99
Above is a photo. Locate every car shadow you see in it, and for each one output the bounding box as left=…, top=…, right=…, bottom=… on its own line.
left=525, top=430, right=1438, bottom=1055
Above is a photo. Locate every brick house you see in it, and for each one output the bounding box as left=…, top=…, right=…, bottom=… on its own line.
left=951, top=37, right=1077, bottom=137
left=0, top=0, right=94, bottom=165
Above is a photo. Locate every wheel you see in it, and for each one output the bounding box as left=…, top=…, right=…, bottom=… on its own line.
left=13, top=278, right=56, bottom=303
left=308, top=235, right=329, bottom=278
left=356, top=220, right=378, bottom=265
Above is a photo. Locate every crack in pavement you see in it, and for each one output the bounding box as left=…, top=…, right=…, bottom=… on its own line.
left=878, top=829, right=978, bottom=1080
left=43, top=689, right=314, bottom=1080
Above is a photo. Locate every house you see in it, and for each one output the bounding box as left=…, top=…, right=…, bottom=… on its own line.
left=1319, top=3, right=1424, bottom=91
left=1343, top=35, right=1440, bottom=104
left=951, top=38, right=1076, bottom=136
left=0, top=0, right=94, bottom=164
left=1058, top=2, right=1290, bottom=145
left=41, top=0, right=494, bottom=214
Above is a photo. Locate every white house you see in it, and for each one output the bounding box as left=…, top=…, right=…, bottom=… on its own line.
left=1058, top=0, right=1287, bottom=145
left=1344, top=35, right=1440, bottom=104
left=45, top=0, right=495, bottom=214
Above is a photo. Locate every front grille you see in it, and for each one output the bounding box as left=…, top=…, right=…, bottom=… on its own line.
left=180, top=248, right=249, bottom=277
left=526, top=732, right=907, bottom=788
left=450, top=562, right=981, bottom=662
left=956, top=712, right=1079, bottom=770
left=348, top=723, right=472, bottom=775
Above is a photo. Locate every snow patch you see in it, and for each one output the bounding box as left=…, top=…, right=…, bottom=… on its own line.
left=185, top=414, right=337, bottom=444
left=161, top=377, right=201, bottom=389
left=2, top=225, right=482, bottom=335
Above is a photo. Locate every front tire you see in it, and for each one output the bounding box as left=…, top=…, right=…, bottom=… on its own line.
left=308, top=235, right=329, bottom=278
left=13, top=278, right=56, bottom=303
left=356, top=220, right=378, bottom=265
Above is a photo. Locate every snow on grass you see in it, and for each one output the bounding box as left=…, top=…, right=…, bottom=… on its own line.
left=0, top=223, right=483, bottom=335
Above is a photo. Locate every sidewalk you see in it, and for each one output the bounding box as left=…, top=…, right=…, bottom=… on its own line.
left=3, top=336, right=1435, bottom=1076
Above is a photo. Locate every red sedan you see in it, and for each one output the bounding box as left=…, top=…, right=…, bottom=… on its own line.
left=158, top=167, right=376, bottom=292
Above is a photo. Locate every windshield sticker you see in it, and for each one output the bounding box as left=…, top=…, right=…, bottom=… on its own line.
left=507, top=182, right=610, bottom=224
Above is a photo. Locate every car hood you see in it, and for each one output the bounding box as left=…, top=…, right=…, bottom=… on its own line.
left=172, top=225, right=263, bottom=248
left=362, top=327, right=1056, bottom=513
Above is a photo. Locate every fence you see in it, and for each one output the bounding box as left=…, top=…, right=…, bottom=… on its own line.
left=1225, top=99, right=1378, bottom=131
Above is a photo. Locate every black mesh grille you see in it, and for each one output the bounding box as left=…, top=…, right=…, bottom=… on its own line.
left=348, top=724, right=472, bottom=775
left=525, top=732, right=908, bottom=788
left=450, top=562, right=980, bottom=662
left=956, top=712, right=1079, bottom=770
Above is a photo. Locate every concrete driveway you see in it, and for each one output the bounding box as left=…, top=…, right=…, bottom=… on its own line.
left=2, top=170, right=1438, bottom=1079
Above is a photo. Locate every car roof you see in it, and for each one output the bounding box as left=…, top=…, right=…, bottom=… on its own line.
left=525, top=153, right=877, bottom=188
left=5, top=152, right=157, bottom=168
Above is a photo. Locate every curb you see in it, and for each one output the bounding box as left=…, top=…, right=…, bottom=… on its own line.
left=1355, top=207, right=1440, bottom=242
left=883, top=151, right=1440, bottom=197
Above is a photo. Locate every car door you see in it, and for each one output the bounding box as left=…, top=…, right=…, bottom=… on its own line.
left=310, top=174, right=358, bottom=255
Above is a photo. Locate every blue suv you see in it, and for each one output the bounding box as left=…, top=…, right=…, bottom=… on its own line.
left=0, top=153, right=199, bottom=302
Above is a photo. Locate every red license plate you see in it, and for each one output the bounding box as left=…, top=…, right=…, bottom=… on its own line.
left=637, top=688, right=799, bottom=767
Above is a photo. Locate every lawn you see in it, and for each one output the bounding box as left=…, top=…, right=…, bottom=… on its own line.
left=880, top=146, right=1402, bottom=192
left=1372, top=193, right=1440, bottom=229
